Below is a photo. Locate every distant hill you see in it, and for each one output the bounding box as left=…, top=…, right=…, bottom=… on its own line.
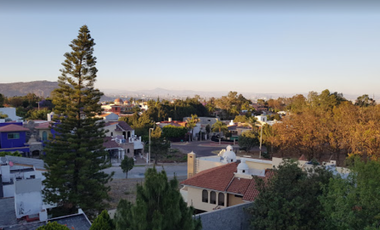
left=0, top=81, right=58, bottom=97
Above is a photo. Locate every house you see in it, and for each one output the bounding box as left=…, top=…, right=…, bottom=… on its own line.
left=181, top=146, right=273, bottom=213
left=156, top=118, right=187, bottom=129
left=0, top=108, right=23, bottom=122
left=97, top=112, right=119, bottom=121
left=181, top=146, right=348, bottom=213
left=227, top=120, right=252, bottom=136
left=104, top=121, right=143, bottom=156
left=0, top=156, right=92, bottom=230
left=0, top=123, right=30, bottom=155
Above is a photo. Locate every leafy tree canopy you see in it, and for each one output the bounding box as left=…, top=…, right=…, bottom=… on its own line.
left=248, top=160, right=333, bottom=230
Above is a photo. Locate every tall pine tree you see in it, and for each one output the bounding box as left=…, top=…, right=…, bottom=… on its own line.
left=42, top=25, right=112, bottom=215
left=114, top=168, right=202, bottom=230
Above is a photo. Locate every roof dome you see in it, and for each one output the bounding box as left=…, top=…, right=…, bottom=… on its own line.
left=222, top=145, right=236, bottom=163
left=237, top=160, right=249, bottom=174
left=114, top=98, right=123, bottom=104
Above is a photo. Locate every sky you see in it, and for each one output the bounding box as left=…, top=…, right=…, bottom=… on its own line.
left=0, top=0, right=379, bottom=97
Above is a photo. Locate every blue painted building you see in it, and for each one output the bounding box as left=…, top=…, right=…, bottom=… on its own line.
left=0, top=123, right=30, bottom=154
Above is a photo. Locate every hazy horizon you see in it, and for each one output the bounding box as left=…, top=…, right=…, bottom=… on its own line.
left=1, top=1, right=379, bottom=97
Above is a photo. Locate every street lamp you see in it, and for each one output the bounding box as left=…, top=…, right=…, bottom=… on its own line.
left=256, top=122, right=263, bottom=159
left=148, top=127, right=154, bottom=164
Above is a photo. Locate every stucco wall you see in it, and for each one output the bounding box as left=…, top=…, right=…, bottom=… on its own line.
left=195, top=202, right=252, bottom=230
left=187, top=187, right=227, bottom=212
left=227, top=194, right=244, bottom=206
left=197, top=159, right=224, bottom=174
left=245, top=160, right=272, bottom=171
left=0, top=131, right=26, bottom=149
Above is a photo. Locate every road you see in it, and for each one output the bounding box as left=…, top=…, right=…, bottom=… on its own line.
left=171, top=140, right=236, bottom=157
left=104, top=141, right=237, bottom=179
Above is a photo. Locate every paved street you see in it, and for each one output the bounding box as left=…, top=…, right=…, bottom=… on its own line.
left=103, top=141, right=239, bottom=179
left=171, top=140, right=237, bottom=157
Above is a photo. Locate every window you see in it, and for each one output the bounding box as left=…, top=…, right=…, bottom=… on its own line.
left=111, top=132, right=113, bottom=136
left=202, top=190, right=208, bottom=203
left=42, top=131, right=47, bottom=141
left=7, top=133, right=20, bottom=139
left=210, top=191, right=216, bottom=204
left=218, top=193, right=225, bottom=206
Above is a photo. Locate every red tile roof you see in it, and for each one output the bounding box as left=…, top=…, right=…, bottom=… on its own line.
left=227, top=177, right=251, bottom=195
left=35, top=122, right=52, bottom=130
left=116, top=121, right=133, bottom=131
left=104, top=121, right=133, bottom=131
left=243, top=179, right=261, bottom=201
left=103, top=137, right=120, bottom=149
left=0, top=124, right=30, bottom=132
left=181, top=163, right=238, bottom=191
left=299, top=154, right=307, bottom=161
left=181, top=161, right=274, bottom=202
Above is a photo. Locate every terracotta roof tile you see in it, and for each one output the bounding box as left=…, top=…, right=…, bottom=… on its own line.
left=226, top=177, right=251, bottom=195
left=116, top=121, right=133, bottom=131
left=299, top=154, right=307, bottom=161
left=182, top=161, right=275, bottom=202
left=35, top=122, right=52, bottom=130
left=181, top=163, right=238, bottom=191
left=242, top=179, right=261, bottom=201
left=0, top=124, right=30, bottom=132
left=103, top=137, right=120, bottom=149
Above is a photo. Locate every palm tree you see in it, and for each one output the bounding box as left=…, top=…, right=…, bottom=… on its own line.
left=212, top=120, right=228, bottom=145
left=186, top=114, right=198, bottom=141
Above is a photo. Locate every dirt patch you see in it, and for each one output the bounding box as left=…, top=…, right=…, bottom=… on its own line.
left=106, top=176, right=187, bottom=210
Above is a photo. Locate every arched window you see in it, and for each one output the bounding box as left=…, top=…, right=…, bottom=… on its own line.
left=218, top=193, right=225, bottom=206
left=42, top=131, right=47, bottom=141
left=210, top=191, right=216, bottom=204
left=202, top=190, right=208, bottom=203
left=127, top=149, right=130, bottom=153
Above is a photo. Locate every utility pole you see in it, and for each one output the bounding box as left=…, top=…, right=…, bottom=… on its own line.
left=259, top=125, right=263, bottom=158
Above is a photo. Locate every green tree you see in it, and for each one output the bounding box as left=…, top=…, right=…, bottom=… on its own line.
left=36, top=222, right=69, bottom=230
left=212, top=120, right=228, bottom=145
left=25, top=108, right=51, bottom=120
left=0, top=112, right=8, bottom=119
left=0, top=151, right=22, bottom=157
left=120, top=156, right=134, bottom=178
left=0, top=93, right=5, bottom=107
left=148, top=127, right=170, bottom=164
left=114, top=168, right=201, bottom=230
left=248, top=160, right=333, bottom=230
left=90, top=210, right=115, bottom=230
left=42, top=25, right=113, bottom=215
left=186, top=114, right=198, bottom=141
left=321, top=157, right=380, bottom=230
left=355, top=94, right=376, bottom=107
left=238, top=131, right=259, bottom=152
left=162, top=125, right=188, bottom=141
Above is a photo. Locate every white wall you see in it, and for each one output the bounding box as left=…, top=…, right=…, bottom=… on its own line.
left=15, top=191, right=42, bottom=218
left=0, top=107, right=22, bottom=121
left=3, top=184, right=14, bottom=197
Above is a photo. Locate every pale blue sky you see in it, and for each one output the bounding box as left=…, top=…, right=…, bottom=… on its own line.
left=0, top=1, right=379, bottom=97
